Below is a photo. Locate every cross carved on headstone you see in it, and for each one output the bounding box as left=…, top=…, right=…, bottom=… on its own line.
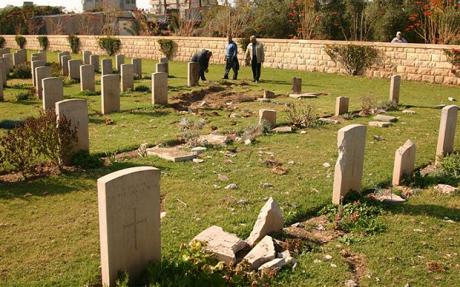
left=123, top=208, right=147, bottom=250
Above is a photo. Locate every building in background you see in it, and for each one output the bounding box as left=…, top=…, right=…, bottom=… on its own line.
left=150, top=0, right=218, bottom=20
left=82, top=0, right=137, bottom=12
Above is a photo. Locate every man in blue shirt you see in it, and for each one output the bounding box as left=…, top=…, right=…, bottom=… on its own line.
left=223, top=36, right=239, bottom=80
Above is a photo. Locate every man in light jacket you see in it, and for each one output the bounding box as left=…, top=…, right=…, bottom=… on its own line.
left=245, top=35, right=264, bottom=83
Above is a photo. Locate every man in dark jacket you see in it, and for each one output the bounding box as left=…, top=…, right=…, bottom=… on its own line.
left=191, top=49, right=213, bottom=81
left=223, top=36, right=239, bottom=80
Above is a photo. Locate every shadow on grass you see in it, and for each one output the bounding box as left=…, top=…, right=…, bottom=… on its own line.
left=128, top=108, right=170, bottom=117
left=0, top=119, right=24, bottom=130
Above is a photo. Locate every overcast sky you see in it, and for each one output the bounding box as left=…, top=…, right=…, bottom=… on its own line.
left=0, top=0, right=152, bottom=12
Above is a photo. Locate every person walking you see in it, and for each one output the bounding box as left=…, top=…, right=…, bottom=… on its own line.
left=244, top=35, right=264, bottom=83
left=191, top=49, right=213, bottom=81
left=223, top=35, right=239, bottom=80
left=391, top=31, right=408, bottom=43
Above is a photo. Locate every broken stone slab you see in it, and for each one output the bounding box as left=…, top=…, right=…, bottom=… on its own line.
left=192, top=225, right=248, bottom=265
left=246, top=197, right=284, bottom=247
left=258, top=258, right=287, bottom=272
left=319, top=118, right=339, bottom=124
left=272, top=126, right=293, bottom=133
left=257, top=97, right=271, bottom=102
left=402, top=109, right=416, bottom=114
left=146, top=146, right=196, bottom=162
left=289, top=93, right=319, bottom=99
left=434, top=184, right=457, bottom=195
left=264, top=90, right=276, bottom=99
left=243, top=235, right=275, bottom=269
left=368, top=121, right=392, bottom=128
left=199, top=134, right=230, bottom=146
left=369, top=192, right=406, bottom=203
left=191, top=146, right=207, bottom=154
left=373, top=114, right=398, bottom=122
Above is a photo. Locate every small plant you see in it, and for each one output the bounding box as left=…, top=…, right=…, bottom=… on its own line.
left=0, top=36, right=5, bottom=48
left=178, top=117, right=206, bottom=147
left=285, top=102, right=319, bottom=128
left=439, top=152, right=460, bottom=179
left=70, top=151, right=102, bottom=169
left=360, top=96, right=377, bottom=115
left=134, top=85, right=150, bottom=92
left=241, top=124, right=263, bottom=142
left=38, top=36, right=49, bottom=50
left=10, top=63, right=31, bottom=79
left=325, top=44, right=379, bottom=76
left=158, top=39, right=175, bottom=59
left=98, top=37, right=121, bottom=56
left=15, top=35, right=26, bottom=49
left=67, top=35, right=80, bottom=54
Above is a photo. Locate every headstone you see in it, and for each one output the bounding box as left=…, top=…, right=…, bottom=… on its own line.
left=0, top=74, right=3, bottom=101
left=58, top=51, right=70, bottom=66
left=187, top=62, right=199, bottom=87
left=61, top=54, right=71, bottom=76
left=101, top=74, right=120, bottom=114
left=159, top=57, right=168, bottom=64
left=31, top=60, right=46, bottom=87
left=292, top=77, right=302, bottom=94
left=3, top=53, right=14, bottom=70
left=332, top=124, right=367, bottom=205
left=97, top=166, right=161, bottom=287
left=13, top=52, right=21, bottom=66
left=39, top=51, right=47, bottom=62
left=102, top=59, right=113, bottom=75
left=259, top=109, right=276, bottom=128
left=42, top=77, right=63, bottom=110
left=80, top=64, right=95, bottom=92
left=31, top=54, right=41, bottom=62
left=159, top=57, right=169, bottom=74
left=132, top=58, right=142, bottom=79
left=156, top=63, right=168, bottom=74
left=246, top=197, right=283, bottom=247
left=243, top=235, right=276, bottom=269
left=55, top=99, right=89, bottom=154
left=35, top=66, right=51, bottom=99
left=90, top=55, right=100, bottom=72
left=68, top=59, right=82, bottom=80
left=82, top=51, right=92, bottom=65
left=389, top=75, right=401, bottom=105
left=392, top=139, right=416, bottom=186
left=436, top=105, right=458, bottom=163
left=13, top=49, right=27, bottom=65
left=335, top=96, right=349, bottom=116
left=0, top=59, right=6, bottom=85
left=151, top=72, right=168, bottom=105
left=115, top=54, right=125, bottom=71
left=120, top=64, right=134, bottom=92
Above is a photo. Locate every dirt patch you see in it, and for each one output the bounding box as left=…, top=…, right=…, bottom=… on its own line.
left=0, top=164, right=77, bottom=183
left=283, top=215, right=344, bottom=244
left=171, top=85, right=258, bottom=111
left=340, top=249, right=367, bottom=285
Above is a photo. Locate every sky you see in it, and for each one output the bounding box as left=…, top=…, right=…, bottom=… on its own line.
left=0, top=0, right=152, bottom=12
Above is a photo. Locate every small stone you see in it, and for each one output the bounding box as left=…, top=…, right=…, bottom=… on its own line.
left=324, top=254, right=333, bottom=260
left=191, top=146, right=207, bottom=154
left=288, top=160, right=295, bottom=165
left=225, top=183, right=238, bottom=190
left=314, top=259, right=322, bottom=264
left=160, top=212, right=167, bottom=219
left=330, top=263, right=337, bottom=268
left=272, top=126, right=293, bottom=133
left=323, top=162, right=331, bottom=168
left=345, top=279, right=358, bottom=287
left=319, top=118, right=339, bottom=124
left=258, top=258, right=287, bottom=272
left=368, top=121, right=392, bottom=128
left=243, top=235, right=276, bottom=269
left=434, top=184, right=457, bottom=195
left=300, top=130, right=307, bottom=134
left=448, top=97, right=456, bottom=102
left=218, top=174, right=229, bottom=181
left=261, top=183, right=273, bottom=189
left=373, top=135, right=384, bottom=141
left=244, top=139, right=252, bottom=145
left=402, top=109, right=416, bottom=114
left=373, top=114, right=397, bottom=122
left=193, top=158, right=204, bottom=163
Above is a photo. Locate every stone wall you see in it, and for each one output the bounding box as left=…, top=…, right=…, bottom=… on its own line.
left=2, top=35, right=459, bottom=85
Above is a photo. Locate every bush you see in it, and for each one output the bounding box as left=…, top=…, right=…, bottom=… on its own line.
left=15, top=35, right=26, bottom=49
left=134, top=85, right=150, bottom=92
left=325, top=44, right=379, bottom=76
left=70, top=151, right=102, bottom=169
left=0, top=36, right=5, bottom=48
left=285, top=102, right=319, bottom=128
left=158, top=39, right=174, bottom=59
left=98, top=37, right=121, bottom=56
left=67, top=35, right=80, bottom=54
left=38, top=36, right=49, bottom=50
left=440, top=152, right=460, bottom=179
left=178, top=118, right=206, bottom=147
left=10, top=63, right=31, bottom=79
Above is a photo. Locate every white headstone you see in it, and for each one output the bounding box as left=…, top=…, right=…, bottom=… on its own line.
left=151, top=72, right=168, bottom=105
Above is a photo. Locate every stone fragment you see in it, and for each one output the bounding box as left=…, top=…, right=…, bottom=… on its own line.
left=120, top=64, right=134, bottom=92
left=373, top=114, right=397, bottom=122
left=289, top=93, right=318, bottom=99
left=199, top=134, right=230, bottom=146
left=371, top=192, right=406, bottom=203
left=101, top=59, right=113, bottom=75
left=258, top=258, right=287, bottom=272
left=392, top=140, right=416, bottom=186
left=187, top=62, right=199, bottom=87
left=243, top=235, right=276, bottom=269
left=151, top=72, right=168, bottom=105
left=368, top=121, right=392, bottom=128
left=101, top=74, right=121, bottom=114
left=319, top=118, right=339, bottom=124
left=191, top=146, right=207, bottom=154
left=146, top=146, right=196, bottom=162
left=402, top=109, right=416, bottom=114
left=225, top=183, right=238, bottom=190
left=80, top=64, right=95, bottom=92
left=259, top=109, right=276, bottom=128
left=42, top=77, right=63, bottom=110
left=434, top=184, right=457, bottom=195
left=335, top=96, right=349, bottom=116
left=272, top=126, right=293, bottom=133
left=389, top=75, right=401, bottom=104
left=246, top=197, right=284, bottom=247
left=436, top=105, right=458, bottom=163
left=192, top=225, right=248, bottom=264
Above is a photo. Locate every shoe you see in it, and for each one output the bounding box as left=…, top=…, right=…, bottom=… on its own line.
left=223, top=76, right=229, bottom=80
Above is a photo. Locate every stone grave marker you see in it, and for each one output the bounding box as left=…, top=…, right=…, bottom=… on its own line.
left=101, top=74, right=121, bottom=114
left=97, top=166, right=161, bottom=287
left=61, top=54, right=71, bottom=76
left=392, top=139, right=416, bottom=186
left=35, top=66, right=51, bottom=99
left=58, top=51, right=70, bottom=66
left=3, top=53, right=14, bottom=70
left=151, top=72, right=168, bottom=105
left=259, top=109, right=276, bottom=128
left=82, top=51, right=92, bottom=65
left=0, top=59, right=6, bottom=85
left=0, top=67, right=3, bottom=100
left=292, top=77, right=302, bottom=94
left=90, top=55, right=100, bottom=72
left=116, top=54, right=125, bottom=71
left=332, top=124, right=367, bottom=205
left=120, top=64, right=134, bottom=92
left=39, top=51, right=47, bottom=62
left=31, top=60, right=46, bottom=87
left=158, top=57, right=169, bottom=74
left=436, top=105, right=458, bottom=163
left=102, top=59, right=113, bottom=75
left=31, top=53, right=41, bottom=62
left=156, top=63, right=168, bottom=74
left=42, top=77, right=63, bottom=110
left=335, top=96, right=349, bottom=116
left=389, top=75, right=401, bottom=105
left=55, top=99, right=89, bottom=154
left=80, top=64, right=95, bottom=92
left=187, top=62, right=199, bottom=87
left=132, top=58, right=142, bottom=79
left=68, top=59, right=82, bottom=80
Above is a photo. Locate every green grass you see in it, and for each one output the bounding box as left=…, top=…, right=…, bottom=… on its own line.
left=0, top=50, right=459, bottom=286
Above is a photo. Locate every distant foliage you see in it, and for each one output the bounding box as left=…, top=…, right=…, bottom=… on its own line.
left=285, top=102, right=319, bottom=128
left=0, top=36, right=5, bottom=48
left=158, top=39, right=174, bottom=59
left=10, top=63, right=31, bottom=79
left=325, top=44, right=379, bottom=76
left=444, top=48, right=460, bottom=75
left=38, top=36, right=49, bottom=50
left=67, top=35, right=80, bottom=54
left=15, top=35, right=26, bottom=49
left=98, top=37, right=121, bottom=56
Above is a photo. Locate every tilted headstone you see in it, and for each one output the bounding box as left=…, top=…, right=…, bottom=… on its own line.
left=436, top=105, right=458, bottom=163
left=258, top=109, right=276, bottom=128
left=42, top=77, right=63, bottom=110
left=31, top=60, right=46, bottom=87
left=151, top=72, right=168, bottom=105
left=61, top=54, right=71, bottom=76
left=3, top=53, right=14, bottom=70
left=292, top=77, right=302, bottom=94
left=102, top=59, right=113, bottom=75
left=58, top=51, right=70, bottom=67
left=97, top=166, right=161, bottom=287
left=132, top=58, right=142, bottom=79
left=335, top=96, right=349, bottom=116
left=187, top=62, right=199, bottom=87
left=156, top=63, right=168, bottom=75
left=332, top=124, right=367, bottom=205
left=115, top=54, right=125, bottom=72
left=90, top=55, right=100, bottom=72
left=35, top=66, right=51, bottom=99
left=120, top=64, right=134, bottom=92
left=55, top=99, right=89, bottom=154
left=68, top=59, right=82, bottom=80
left=101, top=74, right=121, bottom=114
left=392, top=139, right=416, bottom=186
left=82, top=51, right=92, bottom=65
left=80, top=64, right=95, bottom=92
left=389, top=75, right=401, bottom=105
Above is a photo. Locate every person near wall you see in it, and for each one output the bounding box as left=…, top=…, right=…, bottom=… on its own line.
left=391, top=31, right=408, bottom=43
left=244, top=35, right=265, bottom=83
left=191, top=49, right=213, bottom=81
left=223, top=35, right=239, bottom=80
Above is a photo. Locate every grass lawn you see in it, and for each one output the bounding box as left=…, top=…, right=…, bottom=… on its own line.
left=0, top=50, right=459, bottom=286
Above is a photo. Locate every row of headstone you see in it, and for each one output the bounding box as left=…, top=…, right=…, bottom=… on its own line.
left=13, top=49, right=27, bottom=66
